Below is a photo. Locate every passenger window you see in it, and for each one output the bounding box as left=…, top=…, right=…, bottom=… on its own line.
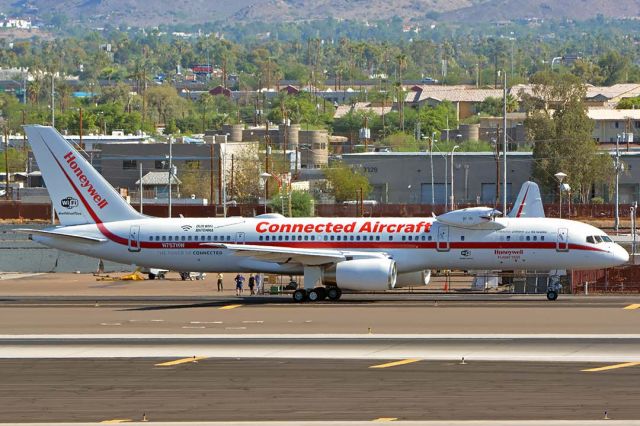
left=506, top=236, right=511, bottom=241
left=541, top=236, right=544, bottom=241
left=187, top=236, right=192, bottom=241
left=330, top=235, right=334, bottom=241
left=227, top=236, right=231, bottom=241
left=428, top=236, right=432, bottom=241
left=265, top=236, right=270, bottom=241
left=356, top=235, right=361, bottom=241
left=304, top=235, right=309, bottom=241
left=311, top=236, right=315, bottom=241
left=586, top=236, right=595, bottom=244
left=259, top=236, right=263, bottom=241
left=408, top=236, right=413, bottom=241
left=402, top=236, right=406, bottom=241
left=376, top=236, right=380, bottom=241
left=324, top=235, right=328, bottom=241
left=168, top=236, right=173, bottom=241
left=298, top=235, right=303, bottom=241
left=162, top=236, right=166, bottom=241
left=285, top=236, right=289, bottom=241
left=278, top=236, right=283, bottom=241
left=526, top=236, right=530, bottom=241
left=533, top=236, right=537, bottom=241
left=389, top=236, right=394, bottom=241
left=207, top=236, right=211, bottom=241
left=460, top=236, right=465, bottom=241
left=149, top=236, right=153, bottom=241
left=155, top=236, right=160, bottom=241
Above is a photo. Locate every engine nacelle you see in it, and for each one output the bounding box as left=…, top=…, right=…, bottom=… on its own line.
left=395, top=270, right=431, bottom=288
left=436, top=207, right=501, bottom=227
left=323, top=258, right=397, bottom=291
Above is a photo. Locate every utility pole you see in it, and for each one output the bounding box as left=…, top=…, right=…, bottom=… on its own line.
left=209, top=144, right=214, bottom=206
left=230, top=153, right=235, bottom=199
left=79, top=107, right=83, bottom=150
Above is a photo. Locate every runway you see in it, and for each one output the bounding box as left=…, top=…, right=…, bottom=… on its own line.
left=1, top=273, right=639, bottom=423
left=1, top=358, right=640, bottom=422
left=2, top=294, right=640, bottom=334
left=1, top=334, right=640, bottom=362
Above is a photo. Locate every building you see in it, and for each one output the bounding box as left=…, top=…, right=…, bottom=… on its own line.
left=405, top=86, right=503, bottom=121
left=341, top=151, right=640, bottom=205
left=588, top=108, right=640, bottom=144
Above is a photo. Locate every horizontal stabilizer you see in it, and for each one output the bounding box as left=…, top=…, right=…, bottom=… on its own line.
left=15, top=228, right=107, bottom=244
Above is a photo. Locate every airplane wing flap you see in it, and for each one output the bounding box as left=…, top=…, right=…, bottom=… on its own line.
left=201, top=243, right=347, bottom=265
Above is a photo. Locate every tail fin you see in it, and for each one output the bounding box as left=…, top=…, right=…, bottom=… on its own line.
left=25, top=125, right=142, bottom=225
left=507, top=181, right=544, bottom=218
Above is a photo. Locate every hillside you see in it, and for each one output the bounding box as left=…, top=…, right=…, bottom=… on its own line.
left=2, top=0, right=640, bottom=26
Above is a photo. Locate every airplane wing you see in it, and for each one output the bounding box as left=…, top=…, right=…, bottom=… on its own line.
left=15, top=229, right=107, bottom=244
left=201, top=243, right=387, bottom=266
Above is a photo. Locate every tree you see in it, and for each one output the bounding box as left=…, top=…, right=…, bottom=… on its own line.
left=269, top=190, right=314, bottom=217
left=324, top=162, right=371, bottom=202
left=525, top=73, right=614, bottom=202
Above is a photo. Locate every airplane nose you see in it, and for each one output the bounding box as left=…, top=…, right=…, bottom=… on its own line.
left=612, top=244, right=629, bottom=265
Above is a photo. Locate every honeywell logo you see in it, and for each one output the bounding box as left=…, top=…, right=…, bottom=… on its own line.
left=63, top=151, right=109, bottom=209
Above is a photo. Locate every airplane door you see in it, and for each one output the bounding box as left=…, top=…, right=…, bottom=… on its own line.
left=556, top=228, right=569, bottom=252
left=436, top=225, right=450, bottom=252
left=128, top=225, right=141, bottom=252
left=235, top=232, right=246, bottom=244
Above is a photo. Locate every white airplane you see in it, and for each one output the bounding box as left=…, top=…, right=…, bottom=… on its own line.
left=20, top=125, right=628, bottom=302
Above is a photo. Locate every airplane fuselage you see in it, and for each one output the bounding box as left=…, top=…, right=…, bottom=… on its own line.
left=33, top=215, right=628, bottom=274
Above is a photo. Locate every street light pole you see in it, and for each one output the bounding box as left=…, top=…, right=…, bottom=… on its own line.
left=615, top=134, right=620, bottom=233
left=168, top=136, right=173, bottom=218
left=260, top=172, right=271, bottom=214
left=430, top=132, right=435, bottom=206
left=502, top=70, right=508, bottom=214
left=450, top=145, right=459, bottom=211
left=554, top=172, right=567, bottom=219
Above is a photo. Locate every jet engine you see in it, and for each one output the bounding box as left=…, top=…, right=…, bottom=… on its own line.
left=323, top=258, right=397, bottom=291
left=395, top=270, right=431, bottom=288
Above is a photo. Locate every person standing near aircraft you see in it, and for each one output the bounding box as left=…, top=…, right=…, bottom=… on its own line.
left=248, top=274, right=256, bottom=295
left=217, top=273, right=224, bottom=292
left=235, top=274, right=245, bottom=296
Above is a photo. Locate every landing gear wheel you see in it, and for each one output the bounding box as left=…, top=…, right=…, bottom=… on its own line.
left=293, top=289, right=307, bottom=303
left=148, top=273, right=156, bottom=280
left=546, top=290, right=558, bottom=301
left=327, top=287, right=342, bottom=301
left=308, top=289, right=320, bottom=302
left=316, top=287, right=327, bottom=301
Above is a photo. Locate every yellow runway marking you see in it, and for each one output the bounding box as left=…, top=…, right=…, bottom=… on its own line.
left=582, top=361, right=640, bottom=372
left=372, top=418, right=398, bottom=422
left=369, top=358, right=421, bottom=369
left=155, top=356, right=208, bottom=367
left=219, top=304, right=243, bottom=310
left=100, top=420, right=131, bottom=424
left=623, top=304, right=640, bottom=310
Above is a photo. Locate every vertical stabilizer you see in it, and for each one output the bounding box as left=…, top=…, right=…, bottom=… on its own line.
left=508, top=181, right=545, bottom=218
left=25, top=125, right=142, bottom=225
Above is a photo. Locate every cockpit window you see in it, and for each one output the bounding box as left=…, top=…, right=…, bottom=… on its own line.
left=586, top=236, right=595, bottom=244
left=602, top=236, right=612, bottom=242
left=594, top=235, right=603, bottom=243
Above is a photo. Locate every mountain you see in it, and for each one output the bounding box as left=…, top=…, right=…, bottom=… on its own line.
left=2, top=0, right=640, bottom=26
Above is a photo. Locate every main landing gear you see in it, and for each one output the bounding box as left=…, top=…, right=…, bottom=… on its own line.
left=546, top=276, right=562, bottom=301
left=292, top=287, right=342, bottom=303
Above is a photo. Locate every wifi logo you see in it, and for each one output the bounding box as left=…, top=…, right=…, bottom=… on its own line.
left=181, top=225, right=193, bottom=231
